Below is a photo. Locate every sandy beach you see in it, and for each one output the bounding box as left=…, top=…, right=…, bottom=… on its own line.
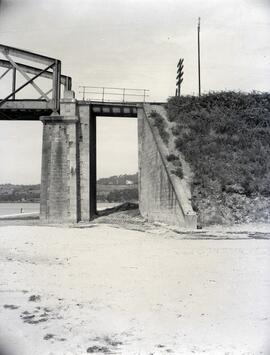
left=0, top=223, right=270, bottom=355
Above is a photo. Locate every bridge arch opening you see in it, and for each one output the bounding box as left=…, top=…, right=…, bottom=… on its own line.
left=96, top=115, right=138, bottom=213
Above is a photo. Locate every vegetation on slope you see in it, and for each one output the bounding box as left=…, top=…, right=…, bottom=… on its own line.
left=150, top=110, right=169, bottom=145
left=166, top=91, right=270, bottom=225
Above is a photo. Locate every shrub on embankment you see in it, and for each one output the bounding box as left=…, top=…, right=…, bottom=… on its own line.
left=150, top=110, right=170, bottom=145
left=166, top=91, right=270, bottom=225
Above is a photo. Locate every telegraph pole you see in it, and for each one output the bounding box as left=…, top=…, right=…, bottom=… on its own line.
left=176, top=58, right=184, bottom=96
left=197, top=17, right=201, bottom=96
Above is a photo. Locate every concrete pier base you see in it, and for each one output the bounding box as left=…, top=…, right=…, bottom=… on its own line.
left=40, top=91, right=97, bottom=224
left=40, top=115, right=79, bottom=223
left=40, top=91, right=79, bottom=223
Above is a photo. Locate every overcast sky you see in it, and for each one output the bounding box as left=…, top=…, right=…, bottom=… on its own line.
left=0, top=0, right=269, bottom=184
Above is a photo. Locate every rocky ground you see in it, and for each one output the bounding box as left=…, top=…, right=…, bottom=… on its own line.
left=192, top=190, right=270, bottom=226
left=0, top=214, right=270, bottom=355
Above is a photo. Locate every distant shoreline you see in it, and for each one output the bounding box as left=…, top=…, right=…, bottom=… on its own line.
left=0, top=175, right=138, bottom=204
left=0, top=201, right=40, bottom=204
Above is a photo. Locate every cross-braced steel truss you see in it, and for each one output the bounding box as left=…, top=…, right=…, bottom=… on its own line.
left=0, top=44, right=72, bottom=113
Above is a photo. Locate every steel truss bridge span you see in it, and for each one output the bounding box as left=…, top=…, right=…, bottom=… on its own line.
left=0, top=44, right=71, bottom=116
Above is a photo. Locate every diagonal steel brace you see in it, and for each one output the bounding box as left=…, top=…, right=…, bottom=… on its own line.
left=38, top=88, right=53, bottom=99
left=0, top=67, right=11, bottom=80
left=4, top=52, right=50, bottom=101
left=0, top=62, right=54, bottom=106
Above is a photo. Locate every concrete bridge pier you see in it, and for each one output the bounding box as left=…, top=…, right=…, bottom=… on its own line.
left=40, top=91, right=97, bottom=224
left=40, top=91, right=79, bottom=223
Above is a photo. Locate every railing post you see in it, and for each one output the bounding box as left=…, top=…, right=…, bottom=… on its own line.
left=123, top=88, right=125, bottom=103
left=102, top=87, right=105, bottom=102
left=52, top=59, right=61, bottom=112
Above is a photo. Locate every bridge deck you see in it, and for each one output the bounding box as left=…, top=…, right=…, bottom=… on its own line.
left=0, top=100, right=52, bottom=120
left=0, top=100, right=141, bottom=120
left=80, top=101, right=138, bottom=117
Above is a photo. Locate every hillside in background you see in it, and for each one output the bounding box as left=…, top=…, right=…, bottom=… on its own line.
left=98, top=173, right=138, bottom=185
left=0, top=173, right=138, bottom=203
left=97, top=173, right=138, bottom=202
left=0, top=184, right=40, bottom=202
left=164, top=91, right=270, bottom=225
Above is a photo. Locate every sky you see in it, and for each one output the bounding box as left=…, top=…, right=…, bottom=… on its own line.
left=0, top=0, right=269, bottom=184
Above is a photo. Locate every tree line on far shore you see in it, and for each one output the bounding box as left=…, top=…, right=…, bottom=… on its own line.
left=0, top=173, right=139, bottom=203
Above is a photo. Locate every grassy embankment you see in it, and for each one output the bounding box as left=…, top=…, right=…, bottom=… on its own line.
left=154, top=92, right=270, bottom=225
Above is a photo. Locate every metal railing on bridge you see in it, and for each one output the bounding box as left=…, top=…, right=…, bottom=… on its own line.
left=0, top=44, right=72, bottom=113
left=78, top=86, right=149, bottom=103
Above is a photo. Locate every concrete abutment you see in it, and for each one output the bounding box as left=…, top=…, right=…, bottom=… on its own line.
left=138, top=105, right=197, bottom=228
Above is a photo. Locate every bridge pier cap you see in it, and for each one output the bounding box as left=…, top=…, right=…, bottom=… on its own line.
left=62, top=90, right=76, bottom=101
left=40, top=90, right=78, bottom=123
